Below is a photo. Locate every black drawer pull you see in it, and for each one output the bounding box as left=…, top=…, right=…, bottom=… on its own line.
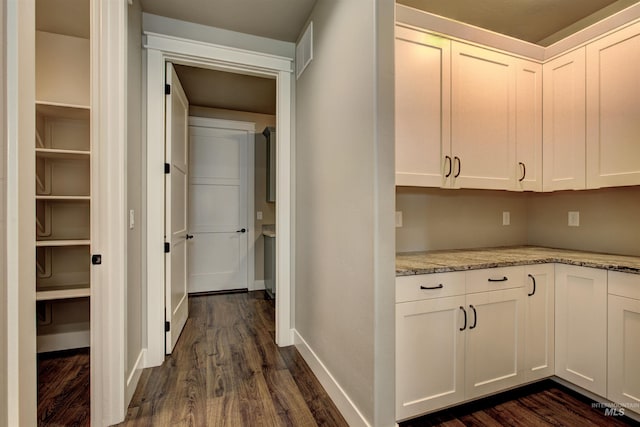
left=528, top=274, right=536, bottom=296
left=420, top=284, right=444, bottom=290
left=459, top=306, right=467, bottom=331
left=469, top=304, right=477, bottom=329
left=488, top=276, right=508, bottom=282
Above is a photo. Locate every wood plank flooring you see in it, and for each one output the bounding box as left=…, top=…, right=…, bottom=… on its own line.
left=400, top=380, right=640, bottom=427
left=119, top=291, right=348, bottom=427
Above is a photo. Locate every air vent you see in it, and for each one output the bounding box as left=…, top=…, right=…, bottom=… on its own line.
left=296, top=21, right=313, bottom=79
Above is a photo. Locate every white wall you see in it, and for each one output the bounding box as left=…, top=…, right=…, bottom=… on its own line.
left=189, top=106, right=276, bottom=283
left=295, top=1, right=395, bottom=425
left=0, top=0, right=7, bottom=423
left=126, top=0, right=145, bottom=405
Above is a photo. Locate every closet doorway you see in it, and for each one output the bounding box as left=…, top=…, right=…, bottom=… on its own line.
left=145, top=33, right=294, bottom=367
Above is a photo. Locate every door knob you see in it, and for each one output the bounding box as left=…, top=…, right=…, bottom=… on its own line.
left=236, top=228, right=246, bottom=233
left=185, top=234, right=194, bottom=240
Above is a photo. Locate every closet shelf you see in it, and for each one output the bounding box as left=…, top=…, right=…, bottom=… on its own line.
left=36, top=148, right=90, bottom=159
left=36, top=240, right=90, bottom=247
left=36, top=101, right=90, bottom=118
left=36, top=285, right=90, bottom=301
left=35, top=195, right=90, bottom=201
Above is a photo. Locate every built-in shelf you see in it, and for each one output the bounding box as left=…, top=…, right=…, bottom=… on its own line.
left=36, top=148, right=90, bottom=159
left=35, top=195, right=91, bottom=201
left=36, top=101, right=90, bottom=118
left=35, top=239, right=90, bottom=247
left=36, top=285, right=90, bottom=301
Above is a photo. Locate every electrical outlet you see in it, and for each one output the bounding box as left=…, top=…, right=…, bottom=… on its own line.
left=129, top=209, right=135, bottom=229
left=257, top=211, right=263, bottom=220
left=395, top=211, right=403, bottom=228
left=568, top=211, right=580, bottom=227
left=502, top=211, right=510, bottom=226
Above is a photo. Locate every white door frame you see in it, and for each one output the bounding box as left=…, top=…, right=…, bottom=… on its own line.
left=187, top=116, right=255, bottom=294
left=144, top=32, right=294, bottom=367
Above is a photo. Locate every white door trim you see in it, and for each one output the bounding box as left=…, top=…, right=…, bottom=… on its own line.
left=144, top=33, right=294, bottom=368
left=187, top=116, right=255, bottom=294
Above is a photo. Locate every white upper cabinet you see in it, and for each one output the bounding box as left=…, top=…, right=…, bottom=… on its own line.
left=515, top=60, right=543, bottom=191
left=543, top=48, right=586, bottom=191
left=451, top=42, right=516, bottom=190
left=586, top=21, right=640, bottom=189
left=395, top=26, right=451, bottom=187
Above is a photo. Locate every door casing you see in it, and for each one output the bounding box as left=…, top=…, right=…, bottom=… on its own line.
left=144, top=32, right=294, bottom=368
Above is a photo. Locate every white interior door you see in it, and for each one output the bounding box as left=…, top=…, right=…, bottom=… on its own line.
left=165, top=62, right=189, bottom=353
left=188, top=117, right=252, bottom=293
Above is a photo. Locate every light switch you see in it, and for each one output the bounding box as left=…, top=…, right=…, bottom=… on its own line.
left=395, top=211, right=403, bottom=228
left=568, top=211, right=580, bottom=227
left=129, top=209, right=135, bottom=229
left=257, top=211, right=263, bottom=220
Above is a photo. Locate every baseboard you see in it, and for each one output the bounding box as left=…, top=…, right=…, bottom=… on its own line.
left=293, top=330, right=371, bottom=427
left=253, top=280, right=265, bottom=291
left=125, top=348, right=147, bottom=407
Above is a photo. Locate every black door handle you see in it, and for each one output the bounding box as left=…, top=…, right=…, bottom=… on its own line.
left=528, top=274, right=536, bottom=296
left=185, top=234, right=194, bottom=240
left=460, top=306, right=467, bottom=331
left=445, top=156, right=453, bottom=178
left=519, top=162, right=526, bottom=182
left=236, top=228, right=247, bottom=233
left=469, top=305, right=477, bottom=329
left=454, top=156, right=461, bottom=178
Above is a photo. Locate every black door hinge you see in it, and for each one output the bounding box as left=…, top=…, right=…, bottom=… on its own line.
left=164, top=242, right=170, bottom=253
left=164, top=163, right=170, bottom=174
left=91, top=254, right=102, bottom=265
left=165, top=321, right=170, bottom=332
left=165, top=84, right=171, bottom=95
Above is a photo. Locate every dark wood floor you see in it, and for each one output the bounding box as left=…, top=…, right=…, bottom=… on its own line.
left=119, top=291, right=348, bottom=426
left=401, top=380, right=640, bottom=427
left=37, top=293, right=640, bottom=426
left=38, top=347, right=90, bottom=426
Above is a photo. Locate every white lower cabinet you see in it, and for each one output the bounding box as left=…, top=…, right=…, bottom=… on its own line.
left=608, top=272, right=640, bottom=415
left=524, top=264, right=555, bottom=381
left=555, top=264, right=607, bottom=396
left=396, top=267, right=527, bottom=420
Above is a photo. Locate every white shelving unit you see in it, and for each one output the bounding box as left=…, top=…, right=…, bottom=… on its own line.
left=35, top=0, right=91, bottom=353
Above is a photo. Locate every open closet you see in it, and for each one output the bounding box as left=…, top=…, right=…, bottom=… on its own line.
left=34, top=0, right=92, bottom=420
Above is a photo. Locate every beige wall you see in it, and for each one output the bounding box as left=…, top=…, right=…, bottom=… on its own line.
left=527, top=186, right=640, bottom=256
left=295, top=1, right=396, bottom=424
left=396, top=186, right=640, bottom=257
left=126, top=0, right=145, bottom=395
left=0, top=0, right=7, bottom=423
left=396, top=187, right=529, bottom=252
left=189, top=105, right=276, bottom=283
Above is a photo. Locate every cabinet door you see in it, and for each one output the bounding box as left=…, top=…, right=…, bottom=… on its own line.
left=543, top=48, right=586, bottom=191
left=395, top=26, right=451, bottom=187
left=555, top=265, right=607, bottom=396
left=586, top=22, right=640, bottom=189
left=515, top=59, right=542, bottom=191
left=465, top=288, right=525, bottom=399
left=524, top=264, right=554, bottom=381
left=451, top=42, right=516, bottom=190
left=396, top=296, right=465, bottom=420
left=608, top=295, right=640, bottom=415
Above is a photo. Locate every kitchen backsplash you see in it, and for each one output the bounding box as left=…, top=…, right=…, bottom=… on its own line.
left=396, top=186, right=640, bottom=256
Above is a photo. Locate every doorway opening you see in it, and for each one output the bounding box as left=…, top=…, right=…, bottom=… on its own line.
left=145, top=32, right=293, bottom=367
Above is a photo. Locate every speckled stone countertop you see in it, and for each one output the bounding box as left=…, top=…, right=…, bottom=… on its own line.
left=396, top=246, right=640, bottom=276
left=262, top=224, right=276, bottom=238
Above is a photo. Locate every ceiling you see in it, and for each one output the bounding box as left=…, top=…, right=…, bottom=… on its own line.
left=397, top=0, right=640, bottom=46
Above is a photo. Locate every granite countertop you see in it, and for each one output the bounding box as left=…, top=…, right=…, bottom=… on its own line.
left=396, top=246, right=640, bottom=276
left=262, top=224, right=276, bottom=238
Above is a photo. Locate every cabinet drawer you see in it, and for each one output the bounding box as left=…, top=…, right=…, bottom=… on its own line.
left=396, top=272, right=465, bottom=303
left=466, top=266, right=525, bottom=293
left=608, top=271, right=640, bottom=300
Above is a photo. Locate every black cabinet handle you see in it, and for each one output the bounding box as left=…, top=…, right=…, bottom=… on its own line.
left=528, top=274, right=536, bottom=296
left=420, top=284, right=444, bottom=290
left=236, top=228, right=247, bottom=233
left=445, top=156, right=453, bottom=178
left=460, top=306, right=467, bottom=331
left=469, top=304, right=477, bottom=329
left=519, top=162, right=526, bottom=182
left=185, top=234, right=194, bottom=240
left=488, top=276, right=508, bottom=282
left=454, top=156, right=461, bottom=178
